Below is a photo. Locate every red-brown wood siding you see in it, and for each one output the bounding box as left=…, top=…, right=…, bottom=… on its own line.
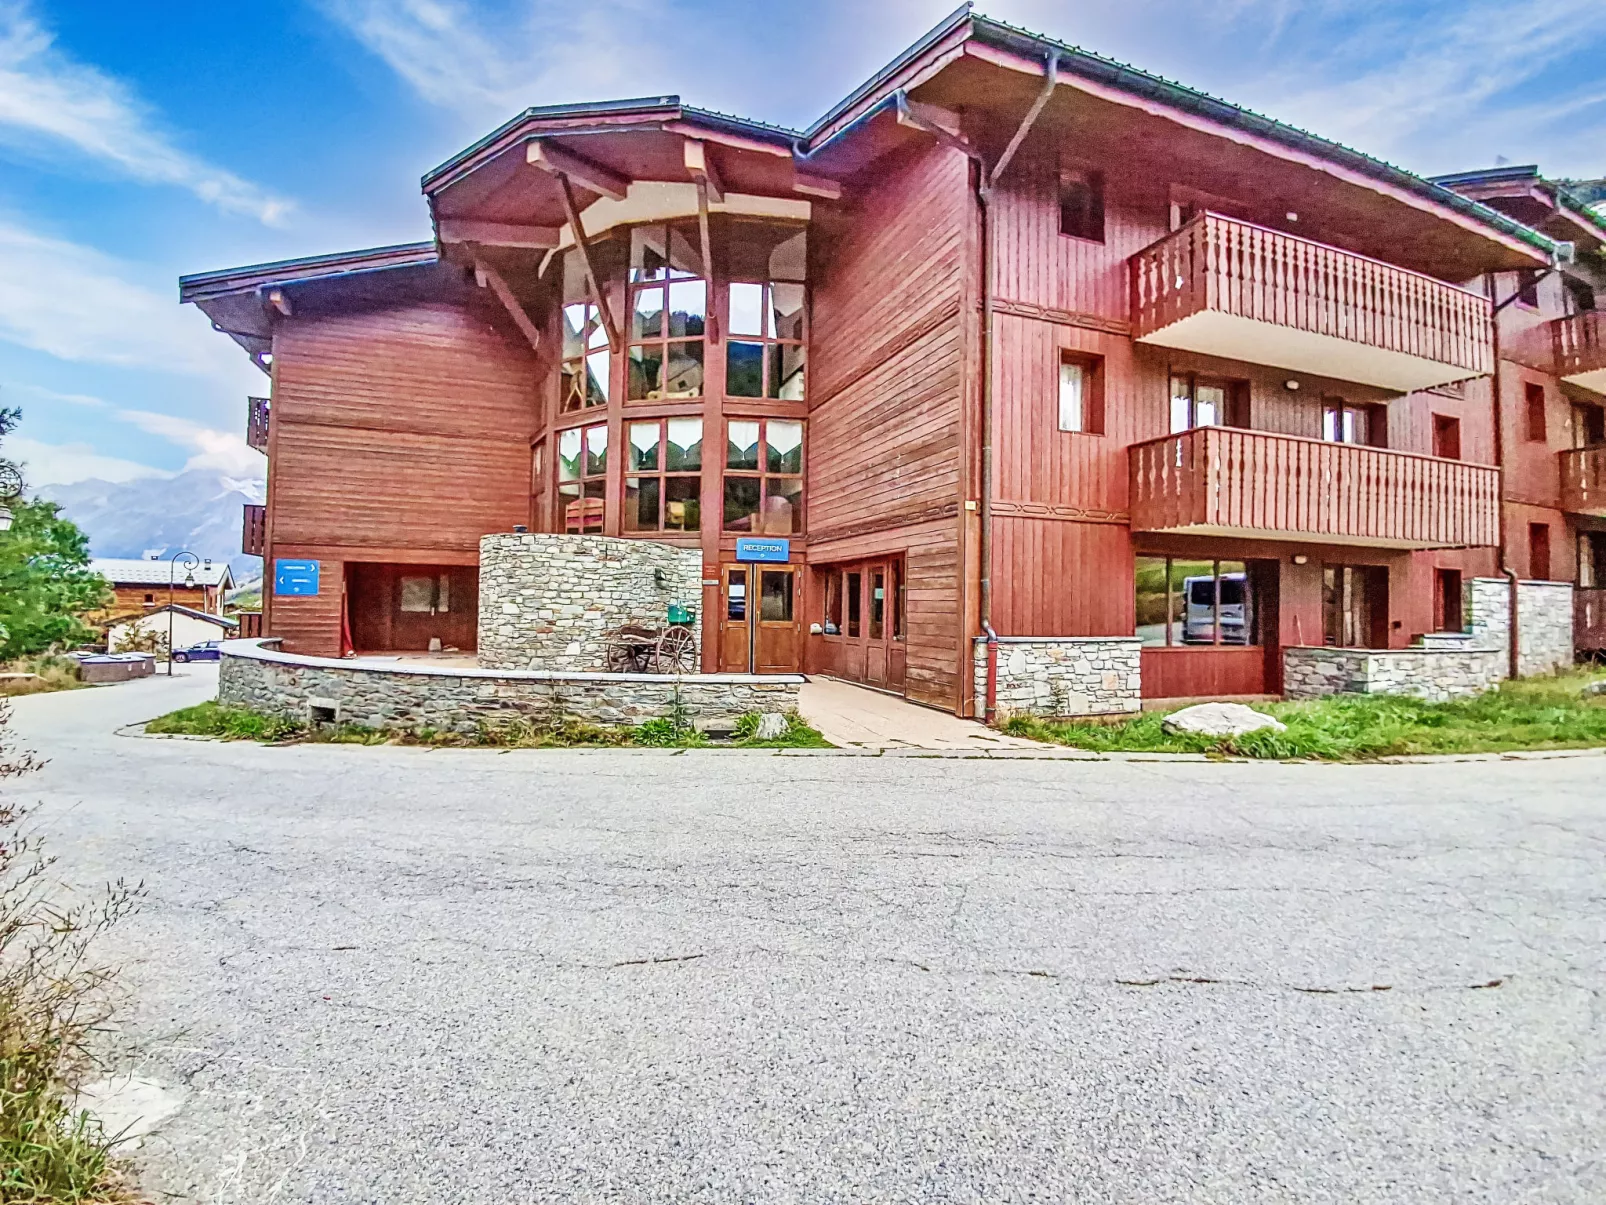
left=808, top=142, right=972, bottom=709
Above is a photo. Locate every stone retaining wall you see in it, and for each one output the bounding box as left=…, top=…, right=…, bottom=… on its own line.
left=1283, top=644, right=1504, bottom=702
left=1467, top=577, right=1574, bottom=677
left=972, top=637, right=1143, bottom=718
left=218, top=640, right=800, bottom=734
left=478, top=533, right=703, bottom=672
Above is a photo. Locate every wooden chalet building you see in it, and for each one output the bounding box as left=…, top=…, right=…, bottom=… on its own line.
left=183, top=8, right=1585, bottom=716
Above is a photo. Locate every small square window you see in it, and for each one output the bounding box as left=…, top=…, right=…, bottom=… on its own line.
left=1059, top=169, right=1104, bottom=242
left=1057, top=355, right=1103, bottom=434
left=1432, top=414, right=1461, bottom=461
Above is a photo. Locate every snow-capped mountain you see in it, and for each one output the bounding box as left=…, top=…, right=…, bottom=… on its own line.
left=39, top=469, right=265, bottom=582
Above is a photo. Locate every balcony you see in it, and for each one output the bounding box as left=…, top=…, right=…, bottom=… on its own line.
left=1560, top=445, right=1606, bottom=517
left=242, top=503, right=266, bottom=557
left=1129, top=427, right=1500, bottom=549
left=1548, top=312, right=1606, bottom=393
left=1131, top=213, right=1493, bottom=392
left=247, top=396, right=270, bottom=453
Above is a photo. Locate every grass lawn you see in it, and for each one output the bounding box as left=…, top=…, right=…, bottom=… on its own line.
left=1004, top=667, right=1606, bottom=760
left=144, top=700, right=833, bottom=750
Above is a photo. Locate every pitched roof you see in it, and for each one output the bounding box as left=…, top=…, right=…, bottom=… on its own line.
left=104, top=604, right=239, bottom=629
left=92, top=558, right=233, bottom=587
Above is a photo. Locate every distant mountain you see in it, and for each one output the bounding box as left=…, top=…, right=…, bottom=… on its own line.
left=39, top=469, right=265, bottom=583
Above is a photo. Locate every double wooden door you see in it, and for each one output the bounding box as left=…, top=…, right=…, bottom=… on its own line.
left=814, top=557, right=906, bottom=692
left=718, top=564, right=801, bottom=674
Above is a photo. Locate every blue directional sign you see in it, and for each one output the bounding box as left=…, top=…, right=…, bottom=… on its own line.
left=273, top=559, right=320, bottom=596
left=735, top=537, right=790, bottom=563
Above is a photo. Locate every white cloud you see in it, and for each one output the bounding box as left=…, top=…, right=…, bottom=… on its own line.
left=115, top=409, right=261, bottom=479
left=0, top=217, right=261, bottom=391
left=5, top=432, right=164, bottom=486
left=0, top=1, right=293, bottom=224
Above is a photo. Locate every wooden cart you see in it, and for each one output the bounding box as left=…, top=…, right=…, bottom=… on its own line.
left=603, top=622, right=698, bottom=674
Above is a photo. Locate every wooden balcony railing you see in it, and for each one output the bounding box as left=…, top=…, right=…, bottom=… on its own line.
left=242, top=502, right=266, bottom=557
left=1131, top=213, right=1493, bottom=390
left=1555, top=311, right=1606, bottom=389
left=1129, top=426, right=1500, bottom=549
left=1577, top=589, right=1606, bottom=653
left=1560, top=445, right=1606, bottom=517
left=247, top=396, right=270, bottom=453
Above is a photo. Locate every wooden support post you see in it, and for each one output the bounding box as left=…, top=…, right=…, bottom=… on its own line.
left=555, top=173, right=622, bottom=353
left=683, top=139, right=725, bottom=203
left=696, top=180, right=717, bottom=343
left=527, top=140, right=630, bottom=201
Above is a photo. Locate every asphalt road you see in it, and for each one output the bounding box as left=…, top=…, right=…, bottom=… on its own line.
left=7, top=670, right=1605, bottom=1204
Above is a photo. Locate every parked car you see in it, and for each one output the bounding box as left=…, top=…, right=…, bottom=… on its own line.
left=171, top=640, right=222, bottom=663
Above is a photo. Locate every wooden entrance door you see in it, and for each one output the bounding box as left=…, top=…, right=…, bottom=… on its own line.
left=718, top=564, right=801, bottom=673
left=816, top=557, right=906, bottom=693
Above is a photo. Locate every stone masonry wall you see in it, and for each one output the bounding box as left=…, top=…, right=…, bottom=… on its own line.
left=1283, top=644, right=1504, bottom=702
left=478, top=533, right=703, bottom=672
left=973, top=637, right=1142, bottom=718
left=219, top=641, right=801, bottom=734
left=1467, top=577, right=1574, bottom=677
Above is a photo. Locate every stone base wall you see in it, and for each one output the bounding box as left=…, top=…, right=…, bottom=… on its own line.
left=478, top=533, right=703, bottom=672
left=219, top=640, right=800, bottom=734
left=973, top=637, right=1143, bottom=718
left=1283, top=645, right=1504, bottom=702
left=1467, top=577, right=1574, bottom=677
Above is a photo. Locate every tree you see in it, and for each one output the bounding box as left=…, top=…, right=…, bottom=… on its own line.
left=0, top=408, right=110, bottom=659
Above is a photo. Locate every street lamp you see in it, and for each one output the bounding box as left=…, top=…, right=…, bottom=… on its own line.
left=167, top=550, right=199, bottom=675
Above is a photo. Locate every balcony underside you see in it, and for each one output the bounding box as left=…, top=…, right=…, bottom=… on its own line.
left=1563, top=366, right=1606, bottom=395
left=1137, top=311, right=1478, bottom=393
left=1130, top=520, right=1473, bottom=551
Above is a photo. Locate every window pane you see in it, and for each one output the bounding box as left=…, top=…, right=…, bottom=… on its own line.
left=726, top=569, right=746, bottom=620
left=1170, top=376, right=1192, bottom=433
left=1059, top=361, right=1085, bottom=432
left=892, top=560, right=904, bottom=639
left=664, top=476, right=700, bottom=531
left=728, top=282, right=765, bottom=337
left=557, top=428, right=583, bottom=480
left=1134, top=556, right=1170, bottom=646
left=663, top=341, right=703, bottom=398
left=581, top=480, right=604, bottom=532
left=1175, top=559, right=1219, bottom=644
left=584, top=425, right=608, bottom=476
left=627, top=345, right=662, bottom=401
left=825, top=573, right=842, bottom=634
left=627, top=421, right=660, bottom=471
left=762, top=477, right=802, bottom=534
left=561, top=360, right=586, bottom=413
left=771, top=283, right=805, bottom=341
left=726, top=420, right=760, bottom=470
left=1323, top=405, right=1340, bottom=442
left=723, top=475, right=760, bottom=531
left=775, top=343, right=806, bottom=400
left=846, top=571, right=861, bottom=638
left=624, top=476, right=659, bottom=531
left=1217, top=560, right=1251, bottom=645
left=1195, top=384, right=1224, bottom=428
left=631, top=286, right=664, bottom=341
left=870, top=570, right=885, bottom=639
left=667, top=279, right=706, bottom=338
left=437, top=573, right=450, bottom=613
left=563, top=302, right=589, bottom=358
left=759, top=570, right=793, bottom=622
left=726, top=340, right=764, bottom=397
left=667, top=224, right=703, bottom=278
left=400, top=576, right=434, bottom=613
left=665, top=418, right=702, bottom=471
left=558, top=482, right=585, bottom=532
left=584, top=348, right=609, bottom=405
left=766, top=420, right=803, bottom=474
left=629, top=225, right=668, bottom=282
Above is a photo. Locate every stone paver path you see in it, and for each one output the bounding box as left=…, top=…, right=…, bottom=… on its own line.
left=797, top=676, right=1042, bottom=750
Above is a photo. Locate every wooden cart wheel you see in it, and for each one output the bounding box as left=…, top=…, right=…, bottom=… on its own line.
left=654, top=626, right=698, bottom=674
left=605, top=642, right=637, bottom=673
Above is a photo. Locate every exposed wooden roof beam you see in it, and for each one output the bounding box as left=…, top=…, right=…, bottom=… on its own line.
left=555, top=173, right=622, bottom=352
left=441, top=218, right=561, bottom=249
left=792, top=169, right=841, bottom=200
left=683, top=139, right=724, bottom=204
left=527, top=139, right=631, bottom=201
left=471, top=254, right=545, bottom=356
left=261, top=287, right=292, bottom=317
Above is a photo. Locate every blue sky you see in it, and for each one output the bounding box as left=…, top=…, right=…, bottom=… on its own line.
left=5, top=0, right=1603, bottom=489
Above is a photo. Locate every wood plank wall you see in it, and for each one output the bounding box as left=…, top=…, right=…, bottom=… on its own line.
left=264, top=300, right=540, bottom=655
left=984, top=148, right=1507, bottom=644
left=807, top=142, right=972, bottom=709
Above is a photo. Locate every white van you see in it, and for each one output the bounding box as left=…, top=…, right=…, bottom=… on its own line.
left=1181, top=572, right=1250, bottom=644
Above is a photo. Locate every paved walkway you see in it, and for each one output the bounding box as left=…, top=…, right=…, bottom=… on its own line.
left=797, top=676, right=1042, bottom=750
